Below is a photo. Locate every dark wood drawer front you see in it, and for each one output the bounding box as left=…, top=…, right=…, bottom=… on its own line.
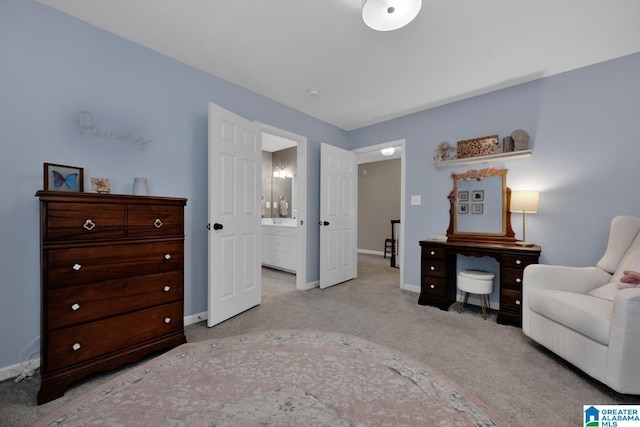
left=47, top=242, right=183, bottom=288
left=500, top=289, right=522, bottom=314
left=422, top=246, right=446, bottom=260
left=46, top=203, right=125, bottom=242
left=501, top=268, right=524, bottom=291
left=128, top=205, right=184, bottom=237
left=47, top=272, right=183, bottom=329
left=421, top=260, right=446, bottom=278
left=47, top=302, right=183, bottom=371
left=501, top=254, right=538, bottom=269
left=421, top=277, right=447, bottom=298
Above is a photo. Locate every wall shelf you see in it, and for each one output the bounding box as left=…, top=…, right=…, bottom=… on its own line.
left=434, top=150, right=533, bottom=168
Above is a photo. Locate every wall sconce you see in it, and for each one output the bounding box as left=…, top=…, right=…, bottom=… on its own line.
left=511, top=190, right=539, bottom=246
left=380, top=147, right=395, bottom=156
left=273, top=165, right=292, bottom=179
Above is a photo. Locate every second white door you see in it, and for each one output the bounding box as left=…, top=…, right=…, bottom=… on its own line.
left=319, top=143, right=357, bottom=289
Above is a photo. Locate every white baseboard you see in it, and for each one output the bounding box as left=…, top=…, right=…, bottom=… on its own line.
left=402, top=283, right=420, bottom=293
left=184, top=311, right=207, bottom=326
left=299, top=281, right=319, bottom=291
left=0, top=360, right=40, bottom=383
left=358, top=249, right=384, bottom=256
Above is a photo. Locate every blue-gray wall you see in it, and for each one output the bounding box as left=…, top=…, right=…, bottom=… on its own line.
left=1, top=0, right=639, bottom=372
left=349, top=52, right=640, bottom=293
left=0, top=0, right=348, bottom=371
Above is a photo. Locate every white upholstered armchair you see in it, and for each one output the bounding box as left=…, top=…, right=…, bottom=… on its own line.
left=522, top=215, right=640, bottom=395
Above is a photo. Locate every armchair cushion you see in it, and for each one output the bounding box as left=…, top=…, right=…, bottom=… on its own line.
left=528, top=290, right=612, bottom=345
left=588, top=282, right=618, bottom=301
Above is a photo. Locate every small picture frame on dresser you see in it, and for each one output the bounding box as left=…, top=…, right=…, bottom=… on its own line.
left=90, top=177, right=111, bottom=193
left=44, top=163, right=84, bottom=192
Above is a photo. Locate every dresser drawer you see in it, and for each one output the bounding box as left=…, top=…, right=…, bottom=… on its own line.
left=501, top=267, right=524, bottom=291
left=128, top=205, right=184, bottom=237
left=47, top=272, right=183, bottom=329
left=422, top=246, right=446, bottom=260
left=421, top=259, right=446, bottom=278
left=47, top=302, right=183, bottom=372
left=500, top=289, right=522, bottom=314
left=47, top=242, right=183, bottom=288
left=421, top=276, right=447, bottom=298
left=501, top=254, right=538, bottom=269
left=46, top=203, right=125, bottom=242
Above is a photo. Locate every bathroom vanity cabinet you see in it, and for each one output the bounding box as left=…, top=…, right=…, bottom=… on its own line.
left=261, top=224, right=297, bottom=272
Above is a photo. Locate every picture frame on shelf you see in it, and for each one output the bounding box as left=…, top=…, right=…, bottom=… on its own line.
left=44, top=163, right=84, bottom=192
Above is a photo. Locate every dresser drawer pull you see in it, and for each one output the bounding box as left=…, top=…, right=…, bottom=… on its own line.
left=430, top=284, right=435, bottom=289
left=154, top=219, right=164, bottom=228
left=516, top=259, right=522, bottom=265
left=516, top=300, right=521, bottom=305
left=430, top=266, right=435, bottom=271
left=430, top=250, right=435, bottom=256
left=164, top=317, right=171, bottom=324
left=516, top=278, right=522, bottom=284
left=72, top=343, right=81, bottom=351
left=71, top=303, right=80, bottom=311
left=164, top=254, right=171, bottom=260
left=83, top=219, right=96, bottom=231
left=163, top=285, right=171, bottom=292
left=72, top=263, right=82, bottom=271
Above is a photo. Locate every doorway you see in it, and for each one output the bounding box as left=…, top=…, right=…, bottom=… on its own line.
left=258, top=123, right=308, bottom=292
left=353, top=140, right=405, bottom=288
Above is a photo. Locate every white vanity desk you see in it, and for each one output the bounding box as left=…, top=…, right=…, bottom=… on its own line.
left=261, top=219, right=297, bottom=272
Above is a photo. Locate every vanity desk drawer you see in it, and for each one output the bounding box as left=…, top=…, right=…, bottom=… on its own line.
left=420, top=277, right=447, bottom=298
left=421, top=259, right=446, bottom=278
left=500, top=268, right=524, bottom=291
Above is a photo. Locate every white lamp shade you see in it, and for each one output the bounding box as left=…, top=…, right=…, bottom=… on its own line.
left=362, top=0, right=422, bottom=31
left=511, top=190, right=539, bottom=213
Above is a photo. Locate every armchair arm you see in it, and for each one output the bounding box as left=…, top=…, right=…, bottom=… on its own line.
left=522, top=264, right=612, bottom=294
left=606, top=288, right=640, bottom=394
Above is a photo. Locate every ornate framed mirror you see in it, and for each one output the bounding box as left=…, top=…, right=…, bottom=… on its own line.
left=446, top=168, right=515, bottom=243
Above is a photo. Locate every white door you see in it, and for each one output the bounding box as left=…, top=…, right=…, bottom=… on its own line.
left=319, top=143, right=357, bottom=288
left=207, top=102, right=261, bottom=327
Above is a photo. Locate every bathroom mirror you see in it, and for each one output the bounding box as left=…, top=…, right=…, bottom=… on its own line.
left=262, top=146, right=296, bottom=219
left=446, top=168, right=515, bottom=243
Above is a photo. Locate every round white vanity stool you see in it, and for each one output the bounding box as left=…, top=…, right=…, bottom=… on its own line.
left=457, top=269, right=495, bottom=320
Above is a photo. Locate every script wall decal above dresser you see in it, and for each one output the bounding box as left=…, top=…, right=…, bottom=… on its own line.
left=35, top=191, right=187, bottom=404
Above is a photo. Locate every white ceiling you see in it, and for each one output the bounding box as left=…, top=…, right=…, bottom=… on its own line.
left=39, top=0, right=640, bottom=131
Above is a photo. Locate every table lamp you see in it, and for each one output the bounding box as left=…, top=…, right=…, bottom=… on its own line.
left=511, top=190, right=539, bottom=246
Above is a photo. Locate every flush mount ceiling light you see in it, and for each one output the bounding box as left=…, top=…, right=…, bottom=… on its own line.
left=380, top=147, right=395, bottom=156
left=362, top=0, right=422, bottom=31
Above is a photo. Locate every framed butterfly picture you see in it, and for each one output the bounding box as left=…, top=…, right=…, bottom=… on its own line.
left=44, top=163, right=84, bottom=192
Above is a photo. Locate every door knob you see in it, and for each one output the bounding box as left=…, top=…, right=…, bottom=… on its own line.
left=323, top=221, right=330, bottom=226
left=213, top=223, right=223, bottom=230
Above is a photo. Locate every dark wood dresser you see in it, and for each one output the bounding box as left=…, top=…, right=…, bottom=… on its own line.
left=418, top=240, right=540, bottom=327
left=35, top=191, right=187, bottom=404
